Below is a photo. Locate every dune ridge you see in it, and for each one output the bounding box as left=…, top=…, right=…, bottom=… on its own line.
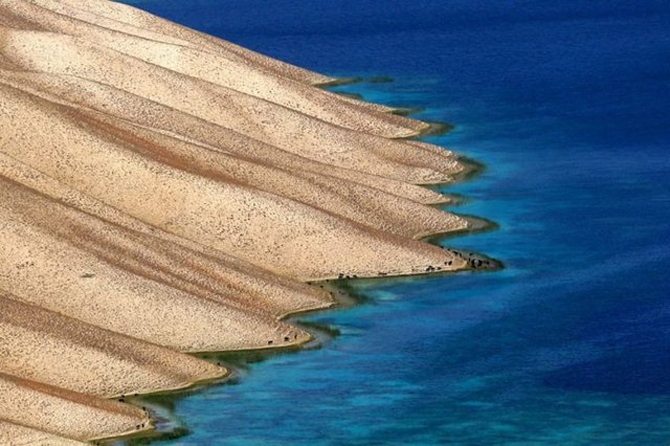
left=0, top=420, right=86, bottom=445
left=1, top=0, right=429, bottom=138
left=0, top=0, right=488, bottom=443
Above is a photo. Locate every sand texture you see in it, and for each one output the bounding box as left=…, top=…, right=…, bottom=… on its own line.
left=0, top=373, right=151, bottom=441
left=0, top=292, right=229, bottom=396
left=0, top=421, right=86, bottom=445
left=0, top=0, right=483, bottom=443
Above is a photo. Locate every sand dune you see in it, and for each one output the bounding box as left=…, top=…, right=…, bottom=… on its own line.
left=0, top=84, right=467, bottom=279
left=0, top=71, right=467, bottom=239
left=2, top=0, right=429, bottom=138
left=44, top=0, right=335, bottom=86
left=0, top=28, right=463, bottom=184
left=0, top=184, right=311, bottom=352
left=53, top=0, right=397, bottom=115
left=0, top=292, right=227, bottom=396
left=0, top=421, right=86, bottom=445
left=0, top=68, right=449, bottom=205
left=0, top=0, right=485, bottom=442
left=0, top=372, right=150, bottom=441
left=0, top=151, right=334, bottom=318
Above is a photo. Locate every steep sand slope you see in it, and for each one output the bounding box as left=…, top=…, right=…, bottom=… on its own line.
left=0, top=373, right=151, bottom=441
left=0, top=0, right=487, bottom=442
left=0, top=421, right=86, bottom=445
left=0, top=72, right=468, bottom=239
left=0, top=83, right=467, bottom=279
left=0, top=28, right=464, bottom=184
left=1, top=0, right=430, bottom=138
left=0, top=151, right=334, bottom=318
left=0, top=69, right=450, bottom=205
left=0, top=292, right=227, bottom=397
left=40, top=0, right=335, bottom=85
left=0, top=185, right=311, bottom=352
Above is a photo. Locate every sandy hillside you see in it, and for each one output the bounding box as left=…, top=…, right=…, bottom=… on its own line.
left=2, top=0, right=430, bottom=138
left=0, top=373, right=151, bottom=441
left=0, top=0, right=485, bottom=443
left=0, top=421, right=87, bottom=445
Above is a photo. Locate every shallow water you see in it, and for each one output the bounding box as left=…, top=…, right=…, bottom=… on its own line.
left=120, top=1, right=670, bottom=444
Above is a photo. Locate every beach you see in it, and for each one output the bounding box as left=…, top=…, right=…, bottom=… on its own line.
left=0, top=0, right=488, bottom=442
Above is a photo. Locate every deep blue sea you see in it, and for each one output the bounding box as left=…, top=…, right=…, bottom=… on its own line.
left=120, top=1, right=670, bottom=444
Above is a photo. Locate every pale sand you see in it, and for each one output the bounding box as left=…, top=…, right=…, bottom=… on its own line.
left=0, top=28, right=464, bottom=184
left=0, top=373, right=151, bottom=441
left=0, top=84, right=468, bottom=279
left=0, top=74, right=468, bottom=239
left=0, top=69, right=450, bottom=205
left=0, top=0, right=485, bottom=442
left=42, top=0, right=336, bottom=86
left=0, top=193, right=313, bottom=351
left=0, top=421, right=86, bottom=445
left=0, top=292, right=228, bottom=397
left=0, top=152, right=335, bottom=318
left=2, top=0, right=430, bottom=138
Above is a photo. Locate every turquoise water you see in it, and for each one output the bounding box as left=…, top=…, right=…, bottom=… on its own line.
left=120, top=1, right=670, bottom=444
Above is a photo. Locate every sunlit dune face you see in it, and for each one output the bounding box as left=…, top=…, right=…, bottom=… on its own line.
left=0, top=0, right=481, bottom=441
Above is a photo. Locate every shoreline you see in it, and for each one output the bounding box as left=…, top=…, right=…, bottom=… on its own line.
left=105, top=161, right=499, bottom=445
left=95, top=84, right=499, bottom=443
left=0, top=1, right=499, bottom=443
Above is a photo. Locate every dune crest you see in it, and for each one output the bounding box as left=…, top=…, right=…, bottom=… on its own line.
left=0, top=421, right=87, bottom=445
left=0, top=0, right=486, bottom=442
